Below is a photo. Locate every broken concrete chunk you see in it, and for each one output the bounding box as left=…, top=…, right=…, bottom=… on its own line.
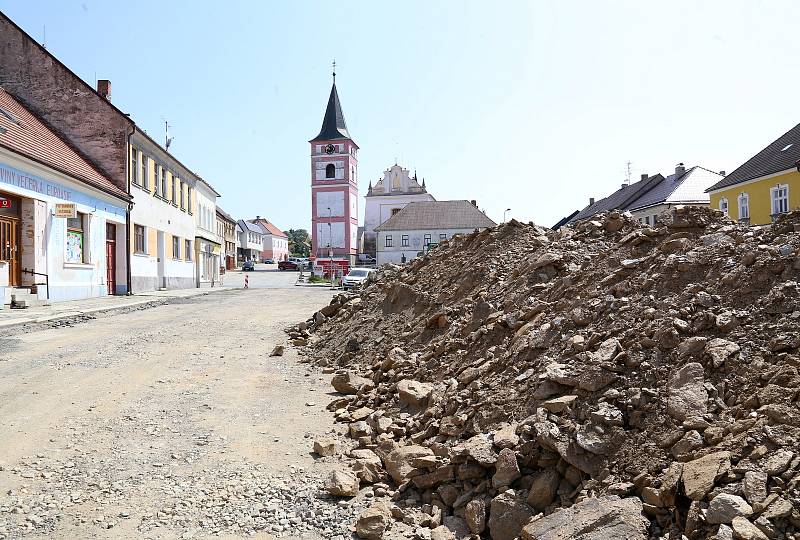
left=667, top=362, right=708, bottom=421
left=706, top=493, right=753, bottom=524
left=682, top=451, right=731, bottom=501
left=521, top=496, right=648, bottom=540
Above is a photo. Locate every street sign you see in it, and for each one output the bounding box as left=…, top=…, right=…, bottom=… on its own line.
left=54, top=203, right=77, bottom=218
left=0, top=198, right=9, bottom=209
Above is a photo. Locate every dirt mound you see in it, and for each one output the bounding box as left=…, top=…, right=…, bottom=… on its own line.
left=291, top=207, right=800, bottom=540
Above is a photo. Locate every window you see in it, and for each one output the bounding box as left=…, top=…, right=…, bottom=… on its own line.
left=134, top=224, right=146, bottom=254
left=645, top=216, right=651, bottom=225
left=325, top=163, right=335, bottom=179
left=66, top=212, right=89, bottom=263
left=439, top=233, right=447, bottom=241
left=738, top=193, right=750, bottom=221
left=719, top=197, right=729, bottom=216
left=131, top=148, right=139, bottom=185
left=141, top=155, right=149, bottom=188
left=424, top=233, right=432, bottom=245
left=187, top=187, right=193, bottom=214
left=160, top=168, right=167, bottom=198
left=401, top=234, right=409, bottom=247
left=771, top=184, right=789, bottom=215
left=385, top=235, right=393, bottom=247
left=153, top=164, right=160, bottom=195
left=185, top=239, right=192, bottom=260
left=173, top=177, right=179, bottom=205
left=391, top=208, right=401, bottom=216
left=180, top=182, right=186, bottom=210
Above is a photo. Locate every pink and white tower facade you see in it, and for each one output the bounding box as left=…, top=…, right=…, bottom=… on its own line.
left=309, top=72, right=359, bottom=273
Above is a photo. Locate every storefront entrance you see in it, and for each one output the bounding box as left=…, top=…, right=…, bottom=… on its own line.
left=106, top=223, right=116, bottom=295
left=0, top=192, right=21, bottom=286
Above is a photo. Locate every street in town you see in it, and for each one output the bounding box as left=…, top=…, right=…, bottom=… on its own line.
left=0, top=268, right=365, bottom=539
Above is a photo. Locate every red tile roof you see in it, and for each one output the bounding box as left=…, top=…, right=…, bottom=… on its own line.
left=0, top=88, right=129, bottom=200
left=249, top=217, right=287, bottom=238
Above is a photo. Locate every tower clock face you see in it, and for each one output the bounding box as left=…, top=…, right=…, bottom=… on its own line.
left=324, top=144, right=336, bottom=154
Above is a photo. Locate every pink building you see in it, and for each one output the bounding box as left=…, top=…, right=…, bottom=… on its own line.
left=309, top=73, right=358, bottom=274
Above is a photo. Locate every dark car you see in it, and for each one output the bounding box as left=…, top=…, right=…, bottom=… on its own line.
left=278, top=260, right=299, bottom=271
left=242, top=261, right=255, bottom=271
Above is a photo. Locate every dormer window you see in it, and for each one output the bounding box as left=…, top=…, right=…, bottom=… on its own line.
left=325, top=164, right=335, bottom=179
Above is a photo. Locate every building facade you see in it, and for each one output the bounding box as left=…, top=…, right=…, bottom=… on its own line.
left=194, top=180, right=221, bottom=286
left=0, top=89, right=130, bottom=303
left=216, top=208, right=237, bottom=271
left=309, top=74, right=359, bottom=274
left=237, top=220, right=263, bottom=263
left=708, top=122, right=800, bottom=225
left=375, top=200, right=496, bottom=266
left=249, top=217, right=288, bottom=261
left=362, top=164, right=434, bottom=256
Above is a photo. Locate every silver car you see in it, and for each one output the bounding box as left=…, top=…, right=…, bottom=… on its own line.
left=343, top=268, right=376, bottom=290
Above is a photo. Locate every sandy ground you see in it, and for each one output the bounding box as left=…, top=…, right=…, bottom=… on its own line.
left=0, top=272, right=357, bottom=540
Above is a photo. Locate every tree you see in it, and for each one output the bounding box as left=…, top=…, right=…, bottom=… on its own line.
left=285, top=229, right=310, bottom=257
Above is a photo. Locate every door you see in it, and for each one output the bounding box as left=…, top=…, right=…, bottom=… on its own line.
left=156, top=231, right=166, bottom=289
left=106, top=223, right=116, bottom=295
left=0, top=218, right=20, bottom=286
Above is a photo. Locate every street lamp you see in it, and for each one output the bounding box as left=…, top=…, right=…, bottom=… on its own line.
left=503, top=208, right=511, bottom=223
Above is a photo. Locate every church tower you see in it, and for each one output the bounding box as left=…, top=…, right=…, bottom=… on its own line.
left=309, top=70, right=359, bottom=272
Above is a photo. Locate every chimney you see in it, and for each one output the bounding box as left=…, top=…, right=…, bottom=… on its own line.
left=641, top=173, right=648, bottom=181
left=590, top=197, right=595, bottom=206
left=675, top=162, right=686, bottom=177
left=470, top=200, right=477, bottom=207
left=719, top=170, right=726, bottom=176
left=97, top=79, right=111, bottom=99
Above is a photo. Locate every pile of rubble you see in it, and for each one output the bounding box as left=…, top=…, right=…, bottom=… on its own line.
left=289, top=207, right=800, bottom=540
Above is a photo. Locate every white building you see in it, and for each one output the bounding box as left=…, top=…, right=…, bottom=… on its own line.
left=363, top=163, right=434, bottom=256
left=375, top=200, right=496, bottom=266
left=194, top=179, right=222, bottom=286
left=249, top=217, right=289, bottom=261
left=237, top=220, right=264, bottom=263
left=0, top=88, right=130, bottom=304
left=128, top=128, right=198, bottom=291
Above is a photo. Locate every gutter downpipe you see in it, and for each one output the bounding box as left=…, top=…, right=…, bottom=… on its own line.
left=125, top=124, right=135, bottom=296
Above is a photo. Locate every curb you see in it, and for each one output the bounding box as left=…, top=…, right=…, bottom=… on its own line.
left=0, top=287, right=231, bottom=331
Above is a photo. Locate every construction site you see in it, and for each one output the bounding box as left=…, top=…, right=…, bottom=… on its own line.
left=292, top=207, right=800, bottom=540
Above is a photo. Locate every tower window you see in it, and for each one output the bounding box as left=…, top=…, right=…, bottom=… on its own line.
left=325, top=164, right=335, bottom=179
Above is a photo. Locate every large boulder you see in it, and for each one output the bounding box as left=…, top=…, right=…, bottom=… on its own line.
left=355, top=500, right=393, bottom=539
left=331, top=371, right=372, bottom=395
left=397, top=379, right=433, bottom=407
left=526, top=470, right=560, bottom=510
left=487, top=490, right=535, bottom=540
left=666, top=362, right=707, bottom=421
left=492, top=448, right=521, bottom=488
left=706, top=494, right=753, bottom=524
left=681, top=451, right=731, bottom=501
left=384, top=445, right=434, bottom=485
left=325, top=467, right=360, bottom=497
left=521, top=496, right=648, bottom=539
left=465, top=498, right=487, bottom=534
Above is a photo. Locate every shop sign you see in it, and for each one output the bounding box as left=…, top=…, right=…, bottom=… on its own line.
left=54, top=203, right=77, bottom=218
left=0, top=198, right=9, bottom=209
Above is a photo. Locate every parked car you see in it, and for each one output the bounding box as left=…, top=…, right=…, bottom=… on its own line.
left=343, top=268, right=376, bottom=290
left=357, top=253, right=376, bottom=263
left=242, top=261, right=255, bottom=271
left=278, top=260, right=299, bottom=271
left=264, top=258, right=275, bottom=264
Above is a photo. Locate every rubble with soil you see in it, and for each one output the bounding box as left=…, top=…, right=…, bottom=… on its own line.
left=290, top=207, right=800, bottom=540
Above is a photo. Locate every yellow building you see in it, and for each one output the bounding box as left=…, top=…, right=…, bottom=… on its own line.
left=708, top=123, right=800, bottom=225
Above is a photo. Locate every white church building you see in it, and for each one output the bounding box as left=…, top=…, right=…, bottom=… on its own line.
left=362, top=163, right=434, bottom=256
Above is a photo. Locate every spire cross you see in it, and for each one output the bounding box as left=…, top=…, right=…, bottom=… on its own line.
left=332, top=59, right=336, bottom=81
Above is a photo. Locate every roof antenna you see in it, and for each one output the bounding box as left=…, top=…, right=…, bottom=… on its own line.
left=624, top=160, right=632, bottom=186
left=165, top=120, right=174, bottom=151
left=332, top=59, right=336, bottom=83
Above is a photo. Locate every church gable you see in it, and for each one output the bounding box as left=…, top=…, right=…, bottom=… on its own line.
left=370, top=163, right=427, bottom=196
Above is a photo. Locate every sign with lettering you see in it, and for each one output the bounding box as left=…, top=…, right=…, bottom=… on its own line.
left=54, top=203, right=77, bottom=218
left=0, top=198, right=9, bottom=209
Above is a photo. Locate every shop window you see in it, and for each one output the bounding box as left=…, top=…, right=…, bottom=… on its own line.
left=385, top=235, right=393, bottom=248
left=134, top=224, right=146, bottom=254
left=401, top=234, right=409, bottom=247
left=185, top=239, right=192, bottom=261
left=66, top=212, right=89, bottom=263
left=173, top=236, right=180, bottom=259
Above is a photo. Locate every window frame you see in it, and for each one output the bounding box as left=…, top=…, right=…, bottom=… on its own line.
left=719, top=197, right=729, bottom=216
left=385, top=235, right=393, bottom=248
left=325, top=163, right=336, bottom=179
left=134, top=224, right=146, bottom=254
left=424, top=233, right=432, bottom=245
left=65, top=212, right=89, bottom=264
left=401, top=234, right=409, bottom=247
left=771, top=184, right=789, bottom=215
left=439, top=233, right=447, bottom=241
left=738, top=193, right=750, bottom=220
left=131, top=148, right=139, bottom=186
left=140, top=154, right=148, bottom=189
left=185, top=239, right=192, bottom=261
left=172, top=236, right=180, bottom=259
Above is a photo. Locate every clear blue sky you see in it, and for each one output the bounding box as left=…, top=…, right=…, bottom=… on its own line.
left=2, top=1, right=800, bottom=229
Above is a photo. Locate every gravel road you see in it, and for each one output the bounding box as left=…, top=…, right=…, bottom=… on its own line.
left=0, top=281, right=366, bottom=539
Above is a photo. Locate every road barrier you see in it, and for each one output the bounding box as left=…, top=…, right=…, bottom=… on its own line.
left=244, top=274, right=249, bottom=289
